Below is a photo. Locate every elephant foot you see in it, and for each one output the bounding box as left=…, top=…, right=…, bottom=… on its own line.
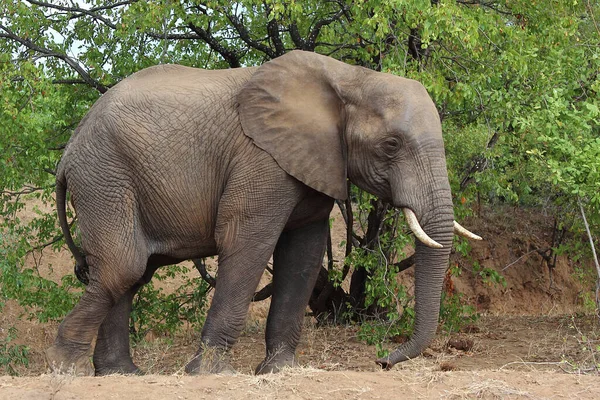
left=255, top=353, right=297, bottom=375
left=93, top=352, right=142, bottom=376
left=45, top=344, right=94, bottom=376
left=94, top=362, right=143, bottom=376
left=185, top=347, right=236, bottom=375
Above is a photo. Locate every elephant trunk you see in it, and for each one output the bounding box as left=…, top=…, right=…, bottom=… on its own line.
left=378, top=179, right=454, bottom=369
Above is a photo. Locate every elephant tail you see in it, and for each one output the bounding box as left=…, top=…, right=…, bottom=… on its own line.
left=56, top=169, right=89, bottom=285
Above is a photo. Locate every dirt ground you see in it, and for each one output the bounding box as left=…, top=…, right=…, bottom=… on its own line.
left=1, top=203, right=599, bottom=398
left=2, top=368, right=600, bottom=400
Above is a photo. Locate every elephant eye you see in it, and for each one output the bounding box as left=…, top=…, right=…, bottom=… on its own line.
left=381, top=137, right=401, bottom=155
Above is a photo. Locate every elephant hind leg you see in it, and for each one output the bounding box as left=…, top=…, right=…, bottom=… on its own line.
left=46, top=232, right=149, bottom=376
left=93, top=282, right=144, bottom=376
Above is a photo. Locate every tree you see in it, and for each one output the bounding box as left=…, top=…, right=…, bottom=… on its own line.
left=1, top=0, right=599, bottom=343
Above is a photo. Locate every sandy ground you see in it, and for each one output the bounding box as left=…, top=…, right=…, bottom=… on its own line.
left=1, top=368, right=599, bottom=400
left=2, top=200, right=599, bottom=398
left=2, top=314, right=599, bottom=399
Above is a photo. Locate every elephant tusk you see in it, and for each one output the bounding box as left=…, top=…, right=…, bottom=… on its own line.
left=402, top=208, right=443, bottom=249
left=454, top=221, right=483, bottom=241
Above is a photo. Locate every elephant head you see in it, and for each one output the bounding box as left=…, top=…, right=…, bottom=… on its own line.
left=238, top=50, right=479, bottom=369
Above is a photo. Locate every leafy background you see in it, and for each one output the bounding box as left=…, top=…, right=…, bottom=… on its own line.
left=1, top=0, right=599, bottom=373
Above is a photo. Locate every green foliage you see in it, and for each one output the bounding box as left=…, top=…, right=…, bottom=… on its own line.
left=439, top=292, right=479, bottom=333
left=0, top=233, right=82, bottom=323
left=130, top=264, right=210, bottom=343
left=0, top=326, right=29, bottom=376
left=453, top=237, right=472, bottom=258
left=573, top=263, right=599, bottom=314
left=561, top=316, right=600, bottom=374
left=357, top=312, right=413, bottom=359
left=349, top=226, right=410, bottom=311
left=2, top=0, right=599, bottom=355
left=439, top=265, right=480, bottom=334
left=472, top=261, right=507, bottom=288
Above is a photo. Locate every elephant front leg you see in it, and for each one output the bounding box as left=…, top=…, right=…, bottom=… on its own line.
left=255, top=218, right=329, bottom=374
left=185, top=222, right=290, bottom=374
left=93, top=283, right=143, bottom=376
left=185, top=241, right=279, bottom=375
left=184, top=165, right=305, bottom=375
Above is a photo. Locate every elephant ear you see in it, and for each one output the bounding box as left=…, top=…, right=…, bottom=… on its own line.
left=237, top=51, right=348, bottom=200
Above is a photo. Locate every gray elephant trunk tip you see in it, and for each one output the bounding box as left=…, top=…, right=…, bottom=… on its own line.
left=375, top=348, right=413, bottom=371
left=375, top=358, right=394, bottom=371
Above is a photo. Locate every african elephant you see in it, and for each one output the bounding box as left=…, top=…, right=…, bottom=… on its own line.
left=47, top=50, right=480, bottom=376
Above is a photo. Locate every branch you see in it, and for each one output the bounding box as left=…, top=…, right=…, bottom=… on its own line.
left=192, top=258, right=216, bottom=288
left=1, top=185, right=44, bottom=196
left=192, top=258, right=273, bottom=301
left=0, top=24, right=109, bottom=93
left=393, top=254, right=415, bottom=273
left=459, top=131, right=500, bottom=190
left=456, top=0, right=515, bottom=16
left=501, top=246, right=553, bottom=272
left=29, top=233, right=64, bottom=253
left=288, top=23, right=307, bottom=49
left=578, top=198, right=600, bottom=314
left=146, top=32, right=203, bottom=40
left=26, top=0, right=123, bottom=29
left=341, top=181, right=355, bottom=281
left=27, top=218, right=78, bottom=255
left=319, top=42, right=362, bottom=57
left=223, top=11, right=276, bottom=58
left=267, top=18, right=285, bottom=56
left=588, top=0, right=600, bottom=38
left=335, top=199, right=362, bottom=247
left=52, top=78, right=91, bottom=86
left=252, top=283, right=273, bottom=302
left=186, top=23, right=242, bottom=68
left=48, top=143, right=66, bottom=151
left=408, top=28, right=423, bottom=62
left=261, top=2, right=285, bottom=56
left=304, top=6, right=348, bottom=50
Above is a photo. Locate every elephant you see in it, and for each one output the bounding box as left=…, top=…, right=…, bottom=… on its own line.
left=46, top=50, right=480, bottom=376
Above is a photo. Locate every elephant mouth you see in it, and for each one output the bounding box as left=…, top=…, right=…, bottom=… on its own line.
left=402, top=208, right=443, bottom=248
left=402, top=208, right=482, bottom=249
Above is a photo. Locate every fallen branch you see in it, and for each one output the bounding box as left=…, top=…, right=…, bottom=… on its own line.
left=394, top=254, right=415, bottom=273
left=192, top=258, right=273, bottom=302
left=192, top=258, right=216, bottom=288
left=502, top=249, right=538, bottom=271
left=252, top=283, right=273, bottom=302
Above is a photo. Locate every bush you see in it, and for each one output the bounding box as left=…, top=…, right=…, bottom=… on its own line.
left=0, top=326, right=29, bottom=376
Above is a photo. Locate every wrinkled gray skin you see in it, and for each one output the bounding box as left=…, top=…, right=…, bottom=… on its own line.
left=47, top=51, right=454, bottom=376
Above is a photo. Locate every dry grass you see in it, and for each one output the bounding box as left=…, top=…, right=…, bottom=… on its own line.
left=443, top=377, right=533, bottom=399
